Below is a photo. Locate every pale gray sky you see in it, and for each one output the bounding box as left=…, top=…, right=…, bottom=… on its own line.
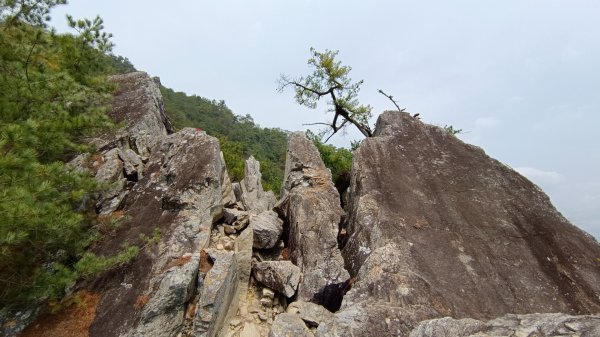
left=51, top=0, right=599, bottom=239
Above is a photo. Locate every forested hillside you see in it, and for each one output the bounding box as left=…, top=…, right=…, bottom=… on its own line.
left=160, top=87, right=289, bottom=192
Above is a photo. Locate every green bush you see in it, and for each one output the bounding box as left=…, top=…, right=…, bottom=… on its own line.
left=0, top=1, right=129, bottom=309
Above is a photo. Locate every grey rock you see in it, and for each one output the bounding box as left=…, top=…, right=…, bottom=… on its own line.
left=276, top=132, right=349, bottom=310
left=240, top=156, right=276, bottom=213
left=93, top=72, right=173, bottom=152
left=249, top=210, right=284, bottom=249
left=95, top=148, right=124, bottom=183
left=220, top=151, right=236, bottom=207
left=223, top=208, right=247, bottom=225
left=287, top=301, right=334, bottom=328
left=333, top=111, right=600, bottom=336
left=134, top=253, right=200, bottom=337
left=90, top=129, right=226, bottom=337
left=240, top=322, right=261, bottom=337
left=235, top=228, right=254, bottom=308
left=252, top=261, right=301, bottom=298
left=232, top=182, right=243, bottom=204
left=97, top=178, right=128, bottom=215
left=409, top=313, right=600, bottom=337
left=262, top=288, right=275, bottom=299
left=0, top=308, right=40, bottom=337
left=141, top=253, right=199, bottom=323
left=408, top=317, right=484, bottom=337
left=118, top=148, right=144, bottom=181
left=194, top=250, right=239, bottom=337
left=269, top=313, right=314, bottom=337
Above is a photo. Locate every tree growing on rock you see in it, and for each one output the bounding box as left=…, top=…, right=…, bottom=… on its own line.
left=278, top=48, right=373, bottom=142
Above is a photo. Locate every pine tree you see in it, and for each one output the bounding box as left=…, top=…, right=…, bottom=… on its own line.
left=0, top=1, right=118, bottom=309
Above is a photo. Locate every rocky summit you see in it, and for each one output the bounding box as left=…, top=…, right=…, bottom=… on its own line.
left=10, top=74, right=600, bottom=337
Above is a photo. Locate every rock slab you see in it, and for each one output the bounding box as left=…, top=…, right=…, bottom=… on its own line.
left=328, top=111, right=600, bottom=336
left=276, top=132, right=350, bottom=311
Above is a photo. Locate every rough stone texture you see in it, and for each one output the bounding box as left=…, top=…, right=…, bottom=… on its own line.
left=95, top=148, right=124, bottom=183
left=269, top=313, right=314, bottom=337
left=287, top=301, right=334, bottom=328
left=252, top=261, right=301, bottom=298
left=220, top=152, right=237, bottom=207
left=87, top=129, right=226, bottom=337
left=240, top=156, right=276, bottom=213
left=235, top=228, right=254, bottom=314
left=73, top=72, right=174, bottom=216
left=276, top=132, right=349, bottom=310
left=409, top=313, right=600, bottom=337
left=223, top=208, right=247, bottom=225
left=328, top=111, right=600, bottom=336
left=135, top=253, right=200, bottom=337
left=119, top=148, right=145, bottom=181
left=194, top=249, right=239, bottom=337
left=93, top=72, right=173, bottom=154
left=249, top=210, right=284, bottom=249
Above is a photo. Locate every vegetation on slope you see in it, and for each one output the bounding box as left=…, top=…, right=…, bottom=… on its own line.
left=0, top=1, right=135, bottom=309
left=160, top=87, right=288, bottom=193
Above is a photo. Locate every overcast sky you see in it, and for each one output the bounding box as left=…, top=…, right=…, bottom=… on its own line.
left=51, top=0, right=599, bottom=239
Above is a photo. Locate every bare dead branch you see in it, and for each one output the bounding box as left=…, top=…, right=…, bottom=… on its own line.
left=378, top=89, right=405, bottom=112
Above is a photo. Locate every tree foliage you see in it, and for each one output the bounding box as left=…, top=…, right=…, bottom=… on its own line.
left=305, top=130, right=353, bottom=185
left=0, top=0, right=124, bottom=309
left=279, top=48, right=373, bottom=141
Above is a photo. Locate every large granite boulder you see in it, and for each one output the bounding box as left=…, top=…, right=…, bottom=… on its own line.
left=321, top=111, right=600, bottom=336
left=276, top=132, right=350, bottom=310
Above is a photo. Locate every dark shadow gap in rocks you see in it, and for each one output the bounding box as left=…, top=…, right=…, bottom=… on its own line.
left=334, top=171, right=350, bottom=209
left=311, top=282, right=347, bottom=312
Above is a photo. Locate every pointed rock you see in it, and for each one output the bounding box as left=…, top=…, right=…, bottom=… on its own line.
left=276, top=132, right=349, bottom=310
left=240, top=156, right=276, bottom=213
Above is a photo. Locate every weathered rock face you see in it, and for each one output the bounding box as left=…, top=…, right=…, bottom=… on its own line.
left=87, top=128, right=227, bottom=337
left=240, top=156, right=277, bottom=213
left=94, top=71, right=174, bottom=154
left=249, top=210, right=284, bottom=249
left=325, top=111, right=600, bottom=336
left=276, top=132, right=349, bottom=310
left=252, top=261, right=302, bottom=298
left=409, top=313, right=600, bottom=337
left=269, top=313, right=314, bottom=337
left=194, top=250, right=239, bottom=337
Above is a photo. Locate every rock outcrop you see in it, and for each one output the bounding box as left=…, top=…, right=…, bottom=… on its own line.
left=90, top=126, right=227, bottom=337
left=14, top=73, right=600, bottom=337
left=93, top=71, right=174, bottom=154
left=276, top=132, right=350, bottom=310
left=409, top=313, right=600, bottom=337
left=240, top=156, right=276, bottom=213
left=320, top=111, right=600, bottom=336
